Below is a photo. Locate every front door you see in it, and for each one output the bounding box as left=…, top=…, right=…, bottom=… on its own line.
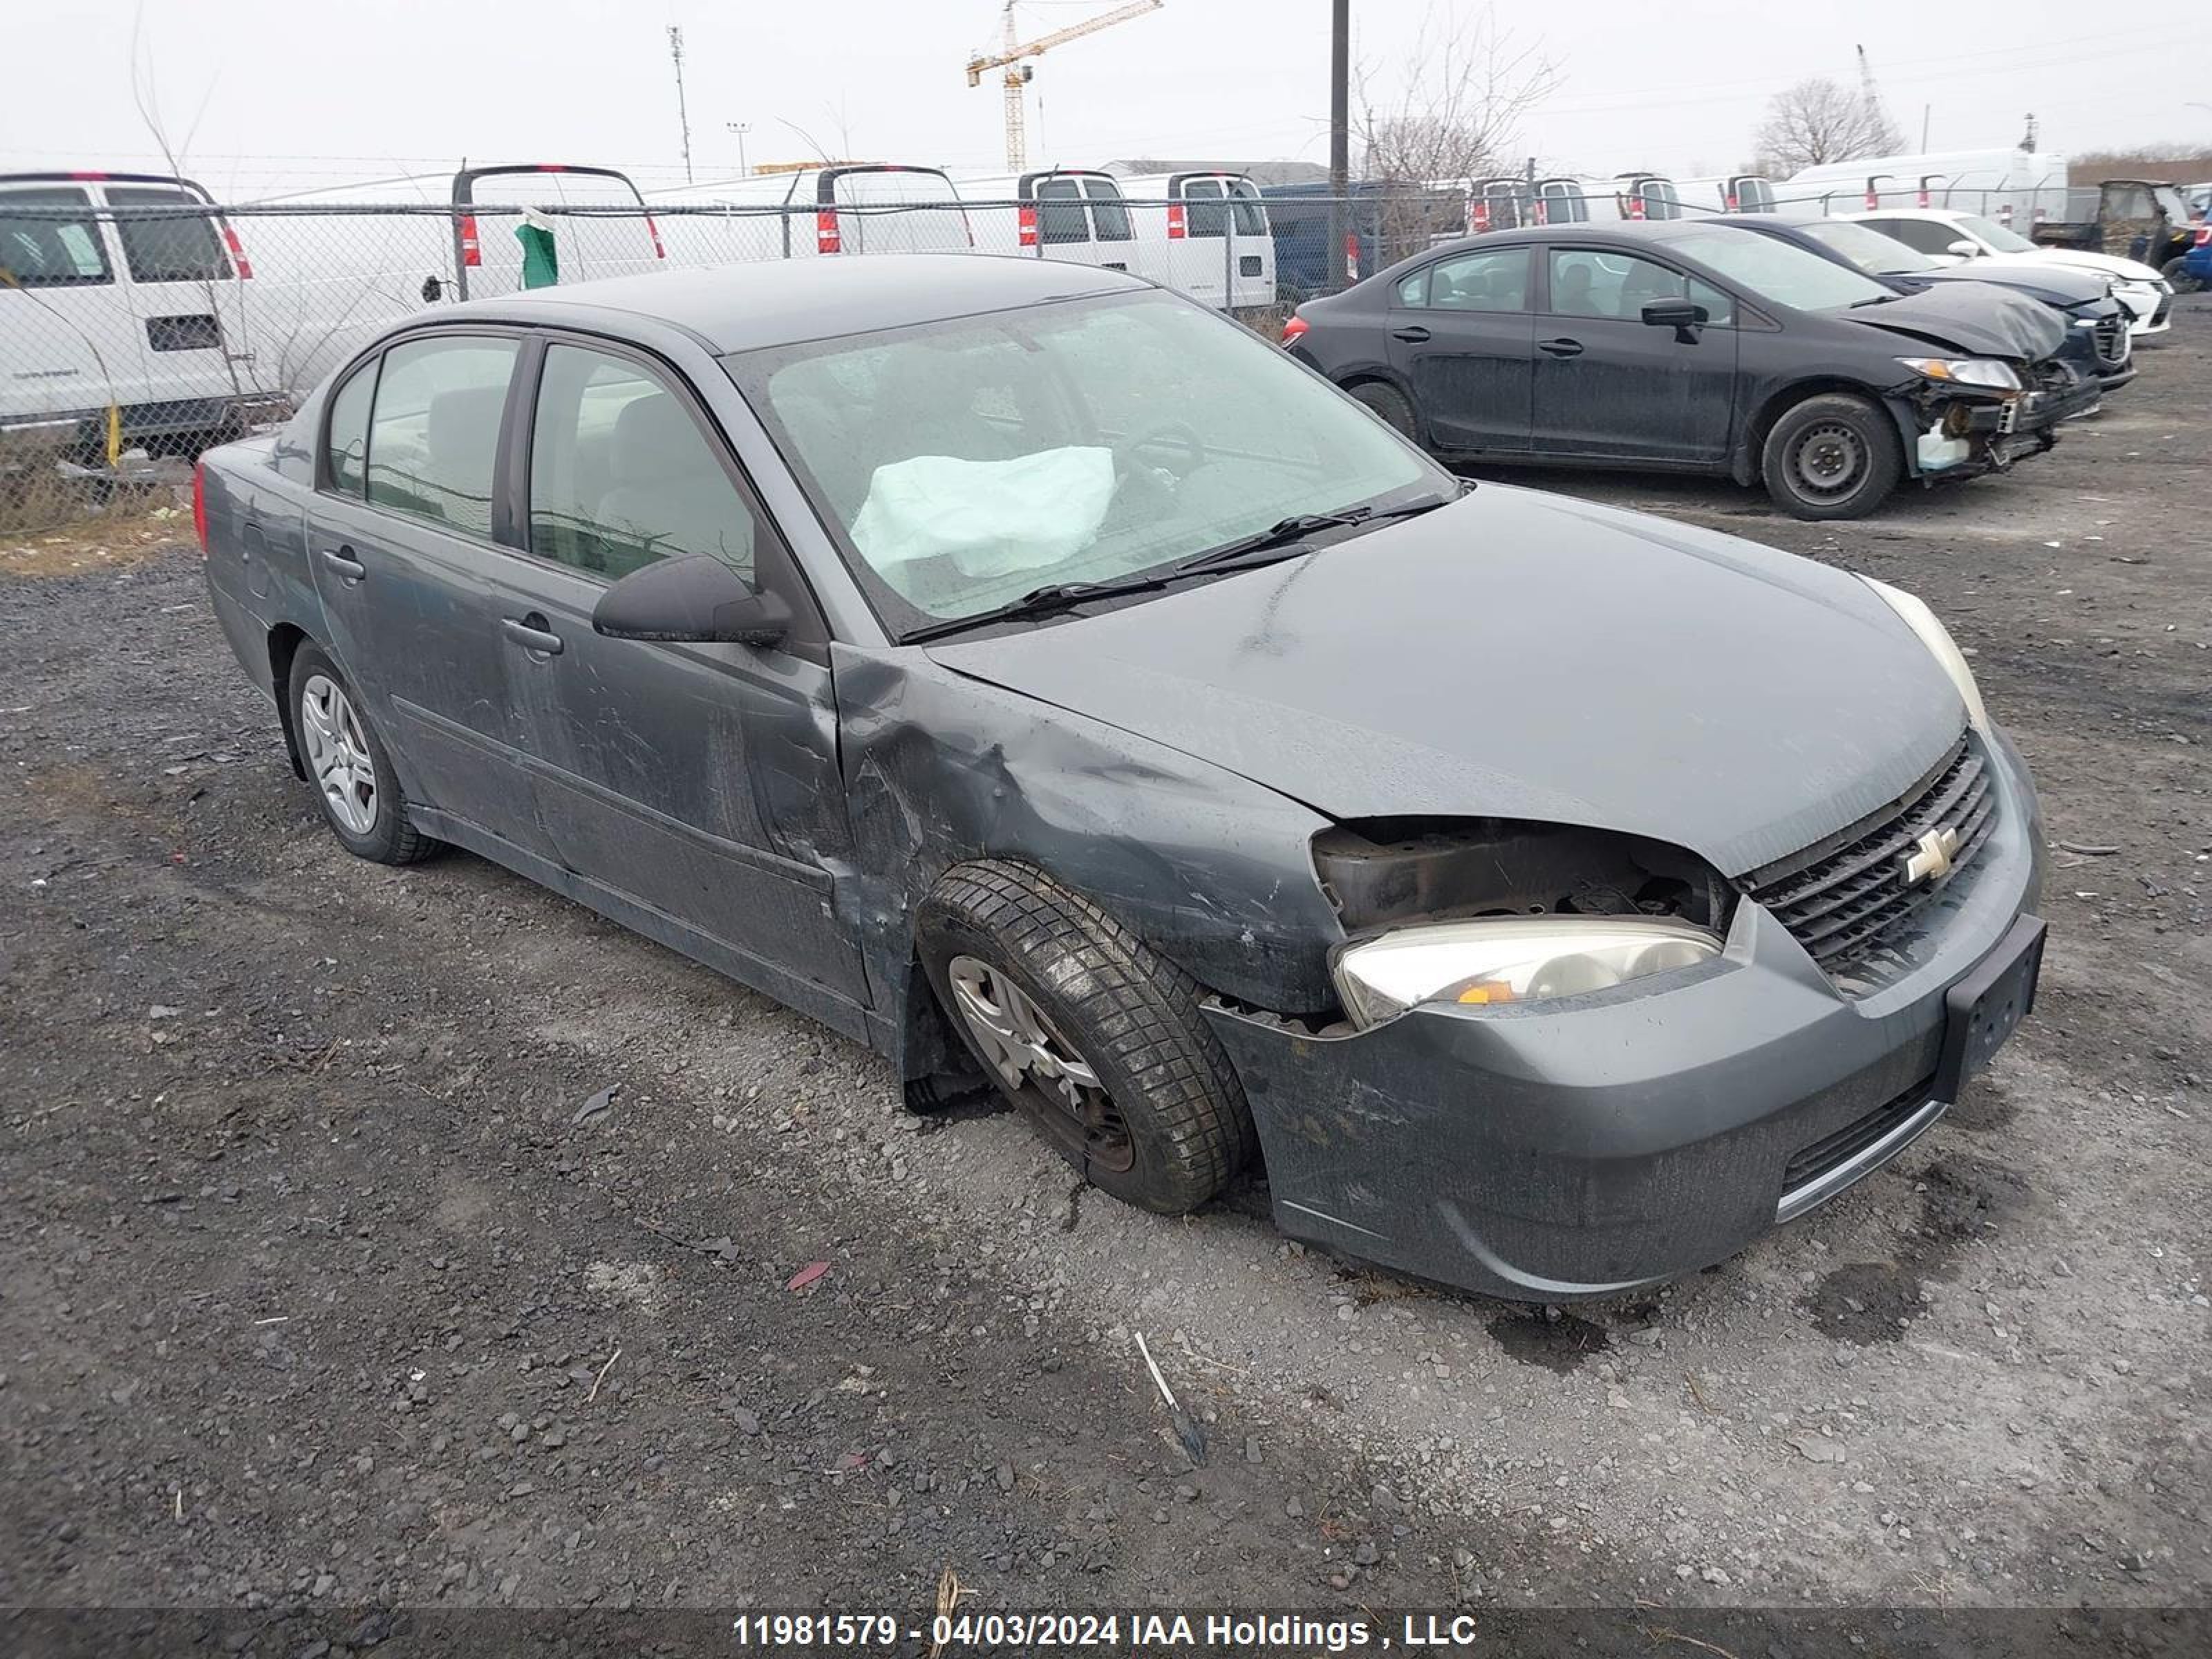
left=498, top=338, right=868, bottom=1006
left=1531, top=247, right=1740, bottom=462
left=1384, top=243, right=1535, bottom=452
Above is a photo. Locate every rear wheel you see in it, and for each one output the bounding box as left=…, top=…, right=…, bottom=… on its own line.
left=1761, top=393, right=1903, bottom=521
left=1348, top=380, right=1419, bottom=444
left=2162, top=254, right=2202, bottom=294
left=917, top=861, right=1254, bottom=1215
left=287, top=645, right=436, bottom=865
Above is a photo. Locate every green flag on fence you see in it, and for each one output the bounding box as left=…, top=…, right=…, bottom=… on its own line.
left=516, top=208, right=559, bottom=288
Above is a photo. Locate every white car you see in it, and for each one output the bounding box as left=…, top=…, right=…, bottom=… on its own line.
left=1842, top=209, right=2173, bottom=339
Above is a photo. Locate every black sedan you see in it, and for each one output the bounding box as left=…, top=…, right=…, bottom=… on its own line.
left=1707, top=214, right=2135, bottom=393
left=1283, top=221, right=2099, bottom=519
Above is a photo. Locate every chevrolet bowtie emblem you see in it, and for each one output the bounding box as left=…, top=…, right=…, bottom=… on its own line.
left=1902, top=825, right=1962, bottom=886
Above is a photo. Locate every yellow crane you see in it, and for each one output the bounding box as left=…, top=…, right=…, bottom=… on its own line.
left=965, top=1, right=1163, bottom=173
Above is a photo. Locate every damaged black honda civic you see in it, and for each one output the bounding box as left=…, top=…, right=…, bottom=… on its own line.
left=198, top=256, right=2047, bottom=1302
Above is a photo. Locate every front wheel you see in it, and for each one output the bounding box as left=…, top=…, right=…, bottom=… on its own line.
left=917, top=861, right=1254, bottom=1214
left=2162, top=254, right=2203, bottom=295
left=1347, top=380, right=1419, bottom=444
left=1760, top=393, right=1903, bottom=521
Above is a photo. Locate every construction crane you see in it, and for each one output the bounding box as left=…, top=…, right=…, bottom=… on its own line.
left=965, top=1, right=1163, bottom=174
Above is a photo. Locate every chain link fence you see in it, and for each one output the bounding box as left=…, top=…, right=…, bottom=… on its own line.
left=0, top=176, right=2102, bottom=532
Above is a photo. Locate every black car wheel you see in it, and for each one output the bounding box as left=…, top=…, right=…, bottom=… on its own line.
left=917, top=861, right=1254, bottom=1215
left=1761, top=394, right=1902, bottom=521
left=1348, top=380, right=1419, bottom=443
left=2163, top=255, right=2203, bottom=295
left=286, top=644, right=438, bottom=865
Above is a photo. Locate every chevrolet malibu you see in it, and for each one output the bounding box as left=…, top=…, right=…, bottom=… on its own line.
left=197, top=257, right=2047, bottom=1300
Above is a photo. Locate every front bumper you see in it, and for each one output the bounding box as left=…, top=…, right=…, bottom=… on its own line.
left=2114, top=285, right=2174, bottom=336
left=1203, top=727, right=2046, bottom=1302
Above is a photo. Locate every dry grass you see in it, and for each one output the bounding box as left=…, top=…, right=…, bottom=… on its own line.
left=0, top=503, right=193, bottom=579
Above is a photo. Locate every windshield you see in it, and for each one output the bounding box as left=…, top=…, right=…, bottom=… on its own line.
left=1957, top=214, right=2036, bottom=253
left=1662, top=227, right=1893, bottom=310
left=1800, top=218, right=1938, bottom=274
left=726, top=290, right=1445, bottom=636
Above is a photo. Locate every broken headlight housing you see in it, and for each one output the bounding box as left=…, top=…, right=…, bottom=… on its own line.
left=1895, top=356, right=2022, bottom=391
left=1331, top=916, right=1721, bottom=1029
left=1861, top=577, right=1988, bottom=733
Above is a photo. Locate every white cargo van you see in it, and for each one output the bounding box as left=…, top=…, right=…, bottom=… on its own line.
left=1118, top=171, right=1275, bottom=308
left=1, top=170, right=277, bottom=463
left=649, top=165, right=973, bottom=267
left=1780, top=149, right=2072, bottom=225
left=955, top=169, right=1152, bottom=275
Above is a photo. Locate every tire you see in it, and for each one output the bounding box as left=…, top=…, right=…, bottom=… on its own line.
left=2163, top=255, right=2202, bottom=295
left=1348, top=379, right=1419, bottom=444
left=1760, top=393, right=1904, bottom=521
left=916, top=861, right=1255, bottom=1214
left=286, top=644, right=437, bottom=865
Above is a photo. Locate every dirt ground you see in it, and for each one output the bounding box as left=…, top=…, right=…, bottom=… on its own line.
left=3, top=300, right=2207, bottom=1633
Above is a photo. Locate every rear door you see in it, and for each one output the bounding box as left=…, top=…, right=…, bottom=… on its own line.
left=0, top=182, right=133, bottom=433
left=499, top=335, right=868, bottom=1004
left=1384, top=244, right=1535, bottom=452
left=1531, top=246, right=1739, bottom=462
left=1226, top=178, right=1275, bottom=306
left=99, top=181, right=263, bottom=424
left=304, top=329, right=554, bottom=852
left=1031, top=175, right=1100, bottom=267
left=827, top=167, right=970, bottom=255
left=1080, top=175, right=1139, bottom=274
left=458, top=166, right=664, bottom=297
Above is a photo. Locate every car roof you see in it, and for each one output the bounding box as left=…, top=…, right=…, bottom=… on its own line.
left=1420, top=220, right=1763, bottom=256
left=429, top=254, right=1146, bottom=354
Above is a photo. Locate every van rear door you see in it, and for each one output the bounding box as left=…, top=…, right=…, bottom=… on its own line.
left=1165, top=173, right=1274, bottom=308
left=456, top=165, right=663, bottom=297
left=1, top=180, right=130, bottom=444
left=824, top=167, right=970, bottom=255
left=99, top=180, right=263, bottom=441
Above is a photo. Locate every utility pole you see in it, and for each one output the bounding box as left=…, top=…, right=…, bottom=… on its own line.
left=1328, top=0, right=1349, bottom=290
left=726, top=121, right=751, bottom=178
left=668, top=25, right=694, bottom=185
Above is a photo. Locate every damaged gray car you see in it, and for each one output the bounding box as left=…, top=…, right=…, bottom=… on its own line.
left=197, top=256, right=2047, bottom=1301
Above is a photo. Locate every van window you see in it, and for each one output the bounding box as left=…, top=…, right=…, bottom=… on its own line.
left=1639, top=182, right=1683, bottom=221
left=1536, top=183, right=1588, bottom=225
left=105, top=186, right=232, bottom=283
left=1228, top=179, right=1266, bottom=236
left=1035, top=178, right=1089, bottom=246
left=1082, top=178, right=1133, bottom=241
left=324, top=359, right=378, bottom=497
left=1181, top=178, right=1228, bottom=238
left=0, top=187, right=112, bottom=286
left=528, top=344, right=758, bottom=582
left=1732, top=178, right=1776, bottom=212
left=365, top=336, right=520, bottom=538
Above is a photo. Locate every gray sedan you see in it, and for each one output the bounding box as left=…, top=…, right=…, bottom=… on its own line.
left=196, top=256, right=2047, bottom=1300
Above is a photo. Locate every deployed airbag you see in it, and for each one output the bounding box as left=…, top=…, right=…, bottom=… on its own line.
left=851, top=447, right=1114, bottom=584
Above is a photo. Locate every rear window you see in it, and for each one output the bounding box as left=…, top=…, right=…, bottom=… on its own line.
left=0, top=187, right=112, bottom=286
left=1035, top=177, right=1089, bottom=245
left=106, top=185, right=231, bottom=283
left=1082, top=177, right=1132, bottom=242
left=1732, top=178, right=1776, bottom=212
left=1181, top=178, right=1264, bottom=238
left=1537, top=183, right=1588, bottom=224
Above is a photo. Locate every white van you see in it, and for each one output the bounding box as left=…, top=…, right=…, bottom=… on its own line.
left=1117, top=171, right=1275, bottom=308
left=955, top=169, right=1152, bottom=275
left=649, top=165, right=973, bottom=267
left=1781, top=149, right=2072, bottom=226
left=1, top=170, right=279, bottom=464
left=240, top=164, right=664, bottom=393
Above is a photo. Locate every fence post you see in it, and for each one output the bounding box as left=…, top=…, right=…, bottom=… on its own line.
left=1222, top=206, right=1233, bottom=312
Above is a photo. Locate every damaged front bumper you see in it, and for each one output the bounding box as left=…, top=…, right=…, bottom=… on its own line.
left=1201, top=728, right=2046, bottom=1303
left=1905, top=366, right=2101, bottom=478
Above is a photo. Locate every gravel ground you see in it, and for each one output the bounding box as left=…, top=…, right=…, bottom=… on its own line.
left=3, top=299, right=2207, bottom=1625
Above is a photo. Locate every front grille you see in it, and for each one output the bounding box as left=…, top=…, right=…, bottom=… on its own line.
left=2092, top=313, right=2130, bottom=368
left=1742, top=735, right=1996, bottom=986
left=1782, top=1073, right=1939, bottom=1192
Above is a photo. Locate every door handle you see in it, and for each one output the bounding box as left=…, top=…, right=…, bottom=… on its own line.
left=1390, top=325, right=1432, bottom=343
left=501, top=614, right=564, bottom=657
left=1539, top=337, right=1584, bottom=357
left=319, top=546, right=366, bottom=583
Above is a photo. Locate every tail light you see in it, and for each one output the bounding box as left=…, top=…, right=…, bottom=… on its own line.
left=458, top=212, right=482, bottom=267
left=1862, top=187, right=1878, bottom=210
left=1470, top=200, right=1491, bottom=232
left=1166, top=202, right=1185, bottom=240
left=1281, top=315, right=1309, bottom=347
left=2195, top=226, right=2209, bottom=246
left=816, top=209, right=842, bottom=254
left=1999, top=204, right=2014, bottom=227
left=1532, top=198, right=1548, bottom=226
left=2032, top=205, right=2047, bottom=224
left=1344, top=233, right=1359, bottom=281
left=1018, top=203, right=1038, bottom=247
left=191, top=461, right=209, bottom=555
left=1725, top=192, right=1738, bottom=211
left=1627, top=195, right=1646, bottom=221
left=219, top=222, right=254, bottom=279
left=645, top=214, right=666, bottom=259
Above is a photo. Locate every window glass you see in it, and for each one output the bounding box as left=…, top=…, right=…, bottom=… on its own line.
left=1228, top=179, right=1266, bottom=236
left=1546, top=250, right=1736, bottom=325
left=1656, top=229, right=1889, bottom=312
left=1638, top=182, right=1683, bottom=221
left=1536, top=183, right=1588, bottom=224
left=1866, top=217, right=1956, bottom=256
left=1953, top=215, right=2034, bottom=253
left=364, top=336, right=518, bottom=538
left=1802, top=218, right=1938, bottom=274
left=0, top=187, right=111, bottom=286
left=1035, top=178, right=1089, bottom=246
left=729, top=290, right=1444, bottom=635
left=324, top=360, right=377, bottom=496
left=1182, top=178, right=1227, bottom=238
left=105, top=187, right=231, bottom=282
left=1427, top=247, right=1530, bottom=312
left=1733, top=178, right=1776, bottom=212
left=529, top=344, right=758, bottom=581
left=1082, top=178, right=1132, bottom=241
left=1394, top=268, right=1430, bottom=307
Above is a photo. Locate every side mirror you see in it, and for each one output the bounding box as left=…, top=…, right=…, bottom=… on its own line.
left=592, top=553, right=790, bottom=647
left=1947, top=239, right=1980, bottom=259
left=1640, top=296, right=1705, bottom=341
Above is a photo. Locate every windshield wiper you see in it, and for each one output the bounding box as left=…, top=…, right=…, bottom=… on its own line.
left=901, top=575, right=1172, bottom=644
left=1174, top=494, right=1459, bottom=575
left=1849, top=293, right=1900, bottom=308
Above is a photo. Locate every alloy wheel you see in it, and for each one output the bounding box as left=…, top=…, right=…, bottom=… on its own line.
left=299, top=673, right=379, bottom=836
left=946, top=953, right=1134, bottom=1172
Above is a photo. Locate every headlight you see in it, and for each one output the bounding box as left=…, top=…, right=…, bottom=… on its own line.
left=1331, top=916, right=1721, bottom=1029
left=1862, top=576, right=1987, bottom=733
left=1896, top=356, right=2021, bottom=391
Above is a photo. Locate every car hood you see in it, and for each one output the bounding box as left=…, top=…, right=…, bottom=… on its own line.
left=926, top=487, right=1967, bottom=879
left=1911, top=263, right=2110, bottom=308
left=1977, top=249, right=2164, bottom=284
left=1834, top=283, right=2065, bottom=359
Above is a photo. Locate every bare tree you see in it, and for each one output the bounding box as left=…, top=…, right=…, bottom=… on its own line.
left=1351, top=3, right=1556, bottom=264
left=1752, top=77, right=1904, bottom=176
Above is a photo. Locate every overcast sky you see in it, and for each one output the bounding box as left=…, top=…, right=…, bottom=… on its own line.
left=5, top=0, right=2206, bottom=196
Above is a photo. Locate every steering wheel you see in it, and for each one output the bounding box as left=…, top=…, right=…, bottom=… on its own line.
left=1116, top=420, right=1207, bottom=481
